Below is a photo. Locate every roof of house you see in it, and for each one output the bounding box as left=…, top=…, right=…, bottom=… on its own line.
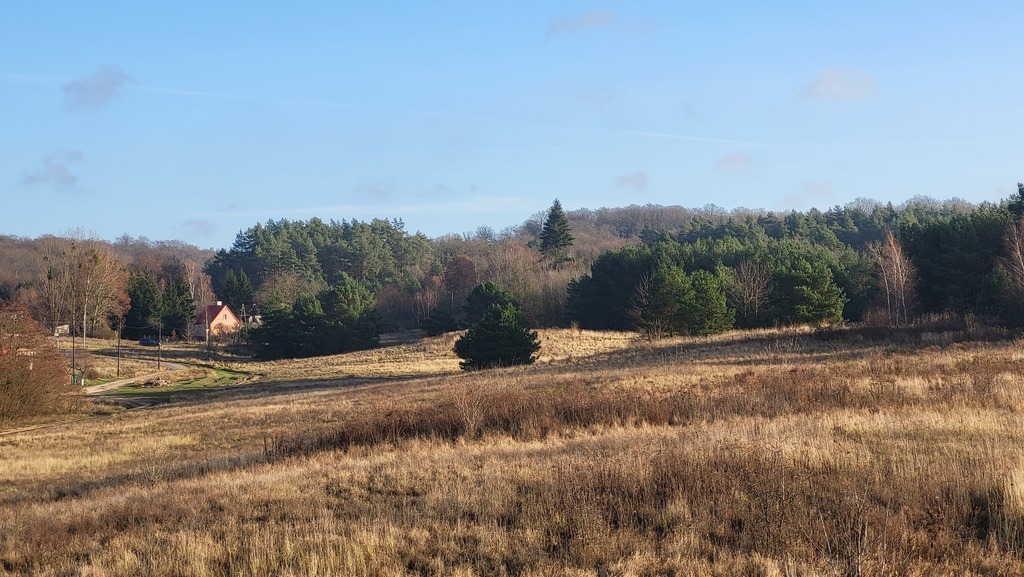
left=194, top=303, right=241, bottom=326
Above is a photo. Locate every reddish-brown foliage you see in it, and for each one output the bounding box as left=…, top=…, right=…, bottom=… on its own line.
left=0, top=301, right=76, bottom=422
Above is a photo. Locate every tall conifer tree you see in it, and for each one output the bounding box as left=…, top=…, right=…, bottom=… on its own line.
left=539, top=199, right=574, bottom=262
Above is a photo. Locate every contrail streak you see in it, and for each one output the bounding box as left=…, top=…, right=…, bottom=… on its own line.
left=1, top=71, right=771, bottom=147
left=6, top=72, right=1021, bottom=148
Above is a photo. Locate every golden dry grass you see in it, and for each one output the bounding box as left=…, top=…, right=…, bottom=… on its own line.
left=3, top=327, right=1024, bottom=575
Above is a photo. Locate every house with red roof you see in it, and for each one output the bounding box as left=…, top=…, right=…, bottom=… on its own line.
left=193, top=301, right=242, bottom=339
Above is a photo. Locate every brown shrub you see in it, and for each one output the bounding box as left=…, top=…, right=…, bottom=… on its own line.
left=0, top=301, right=77, bottom=423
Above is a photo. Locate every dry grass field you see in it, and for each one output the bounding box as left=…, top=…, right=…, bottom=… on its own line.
left=3, top=326, right=1024, bottom=576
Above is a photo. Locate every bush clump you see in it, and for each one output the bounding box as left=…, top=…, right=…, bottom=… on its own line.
left=454, top=303, right=540, bottom=370
left=0, top=301, right=76, bottom=422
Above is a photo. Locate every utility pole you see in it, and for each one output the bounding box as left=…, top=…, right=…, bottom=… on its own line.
left=157, top=321, right=162, bottom=370
left=239, top=304, right=247, bottom=345
left=206, top=303, right=211, bottom=361
left=71, top=297, right=76, bottom=386
left=116, top=317, right=123, bottom=378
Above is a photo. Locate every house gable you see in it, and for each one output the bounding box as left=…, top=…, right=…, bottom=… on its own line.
left=193, top=302, right=242, bottom=337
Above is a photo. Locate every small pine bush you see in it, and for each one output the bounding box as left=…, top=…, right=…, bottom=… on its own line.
left=454, top=303, right=540, bottom=371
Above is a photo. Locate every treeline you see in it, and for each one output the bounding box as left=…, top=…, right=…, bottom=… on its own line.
left=190, top=190, right=1024, bottom=359
left=3, top=189, right=1024, bottom=356
left=570, top=229, right=876, bottom=333
left=203, top=216, right=590, bottom=333
left=568, top=188, right=1024, bottom=333
left=0, top=233, right=215, bottom=341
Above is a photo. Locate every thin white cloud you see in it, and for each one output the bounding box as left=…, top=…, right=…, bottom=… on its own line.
left=615, top=172, right=648, bottom=192
left=136, top=82, right=775, bottom=147
left=64, top=66, right=130, bottom=110
left=622, top=129, right=772, bottom=148
left=715, top=153, right=753, bottom=174
left=783, top=180, right=835, bottom=209
left=354, top=180, right=399, bottom=201
left=4, top=72, right=778, bottom=148
left=802, top=68, right=877, bottom=102
left=10, top=71, right=1024, bottom=150
left=546, top=10, right=617, bottom=38
left=418, top=183, right=459, bottom=200
left=801, top=180, right=834, bottom=199
left=20, top=151, right=84, bottom=189
left=181, top=219, right=216, bottom=237
left=210, top=196, right=531, bottom=219
left=578, top=88, right=621, bottom=113
left=679, top=101, right=698, bottom=119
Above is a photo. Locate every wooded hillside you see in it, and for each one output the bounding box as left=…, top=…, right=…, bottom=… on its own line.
left=2, top=188, right=1024, bottom=351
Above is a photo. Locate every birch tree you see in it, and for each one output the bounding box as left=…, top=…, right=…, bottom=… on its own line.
left=868, top=229, right=916, bottom=328
left=998, top=214, right=1024, bottom=323
left=184, top=259, right=215, bottom=314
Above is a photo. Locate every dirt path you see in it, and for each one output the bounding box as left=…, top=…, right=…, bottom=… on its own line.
left=81, top=362, right=187, bottom=395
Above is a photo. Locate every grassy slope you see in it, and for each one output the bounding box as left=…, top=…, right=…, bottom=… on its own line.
left=2, top=327, right=1024, bottom=575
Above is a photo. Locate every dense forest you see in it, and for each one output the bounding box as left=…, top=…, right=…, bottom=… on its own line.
left=3, top=186, right=1024, bottom=359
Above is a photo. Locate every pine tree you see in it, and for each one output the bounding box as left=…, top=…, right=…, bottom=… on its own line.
left=685, top=270, right=735, bottom=335
left=463, top=282, right=516, bottom=325
left=634, top=266, right=692, bottom=338
left=247, top=273, right=380, bottom=359
left=454, top=303, right=541, bottom=370
left=319, top=273, right=380, bottom=351
left=791, top=261, right=847, bottom=324
left=124, top=272, right=161, bottom=340
left=539, top=199, right=574, bottom=262
left=161, top=272, right=195, bottom=339
left=1009, top=182, right=1024, bottom=219
left=247, top=302, right=293, bottom=359
left=288, top=293, right=327, bottom=357
left=223, top=269, right=254, bottom=314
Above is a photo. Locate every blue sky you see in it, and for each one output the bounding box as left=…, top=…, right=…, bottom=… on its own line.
left=3, top=1, right=1023, bottom=249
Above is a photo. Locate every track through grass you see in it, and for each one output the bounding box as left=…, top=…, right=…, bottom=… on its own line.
left=111, top=367, right=251, bottom=398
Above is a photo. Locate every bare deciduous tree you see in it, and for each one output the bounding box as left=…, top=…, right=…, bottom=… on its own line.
left=628, top=270, right=672, bottom=339
left=487, top=244, right=540, bottom=320
left=1002, top=216, right=1024, bottom=290
left=78, top=243, right=130, bottom=338
left=868, top=229, right=916, bottom=328
left=412, top=275, right=443, bottom=326
left=443, top=254, right=478, bottom=315
left=998, top=215, right=1024, bottom=320
left=724, top=259, right=773, bottom=327
left=34, top=234, right=129, bottom=338
left=184, top=259, right=215, bottom=314
left=35, top=237, right=78, bottom=334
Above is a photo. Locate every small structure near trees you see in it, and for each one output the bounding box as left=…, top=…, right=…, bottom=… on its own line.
left=192, top=301, right=242, bottom=339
